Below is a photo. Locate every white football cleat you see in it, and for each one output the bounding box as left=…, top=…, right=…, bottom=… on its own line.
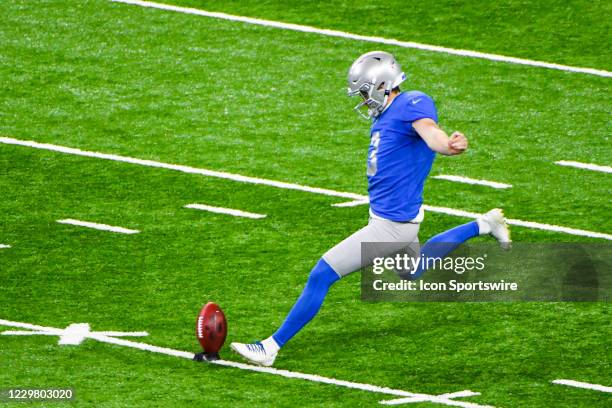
left=479, top=208, right=512, bottom=249
left=231, top=342, right=278, bottom=367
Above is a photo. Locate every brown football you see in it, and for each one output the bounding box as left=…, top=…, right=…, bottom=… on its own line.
left=196, top=302, right=227, bottom=354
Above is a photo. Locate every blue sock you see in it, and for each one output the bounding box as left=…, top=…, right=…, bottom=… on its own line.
left=272, top=259, right=340, bottom=347
left=411, top=221, right=480, bottom=280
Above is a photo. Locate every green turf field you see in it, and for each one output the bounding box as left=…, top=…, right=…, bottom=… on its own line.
left=0, top=0, right=610, bottom=406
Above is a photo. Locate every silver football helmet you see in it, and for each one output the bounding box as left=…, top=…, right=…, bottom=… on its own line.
left=347, top=51, right=406, bottom=120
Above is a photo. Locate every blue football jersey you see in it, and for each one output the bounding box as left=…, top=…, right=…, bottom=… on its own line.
left=367, top=91, right=438, bottom=222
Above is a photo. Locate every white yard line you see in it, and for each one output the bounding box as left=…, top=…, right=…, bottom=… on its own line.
left=0, top=137, right=363, bottom=201
left=111, top=0, right=611, bottom=78
left=2, top=136, right=611, bottom=241
left=2, top=330, right=147, bottom=337
left=57, top=219, right=140, bottom=234
left=95, top=331, right=149, bottom=336
left=2, top=331, right=60, bottom=336
left=552, top=379, right=612, bottom=393
left=1, top=321, right=147, bottom=347
left=0, top=319, right=59, bottom=332
left=432, top=175, right=512, bottom=189
left=0, top=318, right=490, bottom=408
left=332, top=199, right=370, bottom=208
left=555, top=160, right=612, bottom=174
left=0, top=244, right=11, bottom=249
left=185, top=204, right=266, bottom=219
left=381, top=391, right=481, bottom=405
left=422, top=205, right=612, bottom=241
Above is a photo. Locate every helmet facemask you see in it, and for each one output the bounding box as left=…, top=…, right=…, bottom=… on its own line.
left=348, top=81, right=392, bottom=120
left=346, top=51, right=406, bottom=121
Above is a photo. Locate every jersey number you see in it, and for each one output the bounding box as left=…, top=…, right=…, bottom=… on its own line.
left=367, top=131, right=380, bottom=176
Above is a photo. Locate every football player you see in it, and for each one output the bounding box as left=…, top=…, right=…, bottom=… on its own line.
left=231, top=51, right=511, bottom=366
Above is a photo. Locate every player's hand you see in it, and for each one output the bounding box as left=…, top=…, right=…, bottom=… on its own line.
left=448, top=131, right=468, bottom=155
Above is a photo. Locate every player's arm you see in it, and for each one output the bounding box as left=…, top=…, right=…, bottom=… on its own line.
left=413, top=118, right=467, bottom=156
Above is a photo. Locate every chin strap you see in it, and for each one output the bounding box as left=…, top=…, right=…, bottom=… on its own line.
left=382, top=89, right=390, bottom=104
left=377, top=85, right=394, bottom=116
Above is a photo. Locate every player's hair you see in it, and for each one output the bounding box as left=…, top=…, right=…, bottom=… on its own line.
left=392, top=86, right=401, bottom=93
